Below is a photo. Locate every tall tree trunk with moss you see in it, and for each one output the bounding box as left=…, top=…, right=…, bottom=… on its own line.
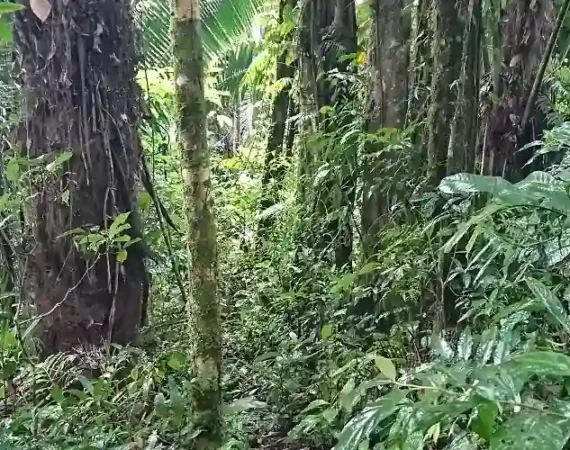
left=14, top=0, right=148, bottom=353
left=446, top=0, right=481, bottom=175
left=361, top=0, right=410, bottom=261
left=426, top=0, right=464, bottom=186
left=173, top=0, right=221, bottom=448
left=258, top=0, right=297, bottom=242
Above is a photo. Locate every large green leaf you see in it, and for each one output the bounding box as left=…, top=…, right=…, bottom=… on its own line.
left=471, top=365, right=526, bottom=402
left=510, top=351, right=570, bottom=378
left=332, top=390, right=407, bottom=450
left=439, top=173, right=516, bottom=196
left=525, top=278, right=570, bottom=332
left=412, top=402, right=473, bottom=434
left=489, top=411, right=570, bottom=450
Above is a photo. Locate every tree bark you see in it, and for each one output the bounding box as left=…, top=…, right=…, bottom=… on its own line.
left=485, top=0, right=553, bottom=178
left=173, top=0, right=221, bottom=448
left=299, top=0, right=358, bottom=268
left=14, top=0, right=147, bottom=353
left=446, top=0, right=481, bottom=175
left=361, top=0, right=410, bottom=260
left=426, top=0, right=464, bottom=186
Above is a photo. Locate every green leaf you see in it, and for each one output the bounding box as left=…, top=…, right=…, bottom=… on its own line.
left=51, top=385, right=65, bottom=404
left=526, top=278, right=570, bottom=332
left=222, top=396, right=267, bottom=415
left=117, top=249, right=128, bottom=263
left=439, top=173, right=516, bottom=197
left=472, top=365, right=526, bottom=402
left=442, top=203, right=502, bottom=253
left=457, top=327, right=473, bottom=361
left=340, top=378, right=360, bottom=413
left=321, top=324, right=333, bottom=341
left=167, top=351, right=186, bottom=370
left=332, top=272, right=357, bottom=293
left=0, top=3, right=24, bottom=13
left=510, top=351, right=570, bottom=378
left=257, top=202, right=285, bottom=221
left=0, top=19, right=11, bottom=41
left=301, top=399, right=330, bottom=414
left=374, top=356, right=396, bottom=381
left=358, top=262, right=381, bottom=276
left=109, top=212, right=131, bottom=238
left=471, top=400, right=499, bottom=441
left=138, top=192, right=151, bottom=211
left=5, top=158, right=19, bottom=183
left=413, top=402, right=473, bottom=433
left=490, top=411, right=570, bottom=450
left=332, top=390, right=407, bottom=450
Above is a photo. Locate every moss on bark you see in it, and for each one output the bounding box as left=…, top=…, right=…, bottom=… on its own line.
left=173, top=8, right=221, bottom=450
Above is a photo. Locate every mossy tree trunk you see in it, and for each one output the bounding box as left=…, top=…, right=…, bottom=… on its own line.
left=446, top=0, right=481, bottom=175
left=14, top=0, right=147, bottom=353
left=361, top=0, right=410, bottom=260
left=173, top=0, right=221, bottom=448
left=426, top=0, right=464, bottom=187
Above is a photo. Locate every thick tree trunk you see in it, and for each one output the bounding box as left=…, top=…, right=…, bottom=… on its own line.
left=173, top=0, right=221, bottom=448
left=426, top=0, right=464, bottom=186
left=361, top=0, right=410, bottom=260
left=14, top=0, right=147, bottom=353
left=446, top=0, right=481, bottom=175
left=486, top=0, right=553, bottom=178
left=258, top=0, right=297, bottom=240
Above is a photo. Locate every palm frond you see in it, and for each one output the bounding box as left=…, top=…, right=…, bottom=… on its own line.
left=136, top=0, right=266, bottom=68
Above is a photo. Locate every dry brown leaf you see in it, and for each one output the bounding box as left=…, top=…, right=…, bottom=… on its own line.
left=30, top=0, right=52, bottom=22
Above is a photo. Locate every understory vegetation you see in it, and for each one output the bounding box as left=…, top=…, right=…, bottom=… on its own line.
left=5, top=0, right=570, bottom=449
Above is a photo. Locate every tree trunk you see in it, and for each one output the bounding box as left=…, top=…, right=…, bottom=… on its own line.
left=14, top=0, right=147, bottom=353
left=258, top=0, right=297, bottom=241
left=299, top=0, right=357, bottom=268
left=426, top=0, right=464, bottom=186
left=446, top=0, right=481, bottom=175
left=361, top=0, right=410, bottom=260
left=173, top=0, right=221, bottom=448
left=485, top=0, right=553, bottom=179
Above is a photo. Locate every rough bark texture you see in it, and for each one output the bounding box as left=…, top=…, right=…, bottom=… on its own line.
left=361, top=0, right=410, bottom=259
left=174, top=0, right=221, bottom=448
left=485, top=0, right=553, bottom=178
left=446, top=0, right=481, bottom=175
left=299, top=0, right=357, bottom=268
left=258, top=0, right=297, bottom=240
left=426, top=0, right=464, bottom=186
left=14, top=0, right=147, bottom=353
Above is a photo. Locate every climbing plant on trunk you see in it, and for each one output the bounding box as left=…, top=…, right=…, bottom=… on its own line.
left=258, top=0, right=297, bottom=242
left=298, top=0, right=358, bottom=268
left=361, top=0, right=410, bottom=261
left=14, top=0, right=148, bottom=353
left=173, top=0, right=222, bottom=448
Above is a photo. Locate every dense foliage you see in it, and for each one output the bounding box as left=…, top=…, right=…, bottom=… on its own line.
left=4, top=0, right=570, bottom=449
